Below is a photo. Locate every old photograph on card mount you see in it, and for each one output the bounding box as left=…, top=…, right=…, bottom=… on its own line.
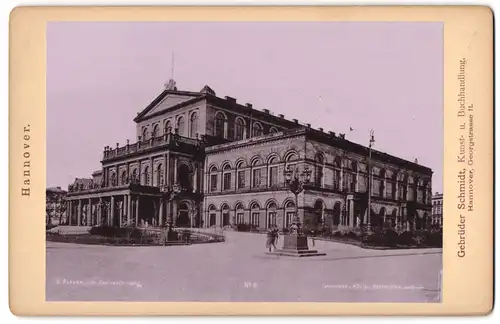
left=45, top=21, right=443, bottom=303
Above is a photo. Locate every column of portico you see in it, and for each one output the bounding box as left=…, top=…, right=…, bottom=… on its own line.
left=127, top=195, right=132, bottom=225
left=173, top=155, right=178, bottom=184
left=110, top=196, right=115, bottom=227
left=88, top=198, right=92, bottom=226
left=159, top=197, right=164, bottom=226
left=97, top=198, right=102, bottom=225
left=118, top=199, right=124, bottom=227
left=68, top=201, right=72, bottom=225
left=135, top=196, right=140, bottom=226
left=77, top=200, right=82, bottom=226
left=166, top=152, right=170, bottom=185
left=193, top=163, right=198, bottom=192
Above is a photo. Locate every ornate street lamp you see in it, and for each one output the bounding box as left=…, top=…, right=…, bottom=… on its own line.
left=271, top=163, right=325, bottom=257
left=366, top=129, right=375, bottom=233
left=283, top=164, right=311, bottom=235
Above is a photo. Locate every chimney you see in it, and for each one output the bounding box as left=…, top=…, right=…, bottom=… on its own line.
left=329, top=131, right=336, bottom=137
left=306, top=123, right=311, bottom=128
left=292, top=119, right=298, bottom=124
left=278, top=114, right=284, bottom=118
left=263, top=109, right=270, bottom=114
left=225, top=96, right=236, bottom=103
left=318, top=127, right=324, bottom=132
left=245, top=103, right=253, bottom=108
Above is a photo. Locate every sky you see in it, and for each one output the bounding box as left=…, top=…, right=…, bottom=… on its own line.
left=47, top=22, right=443, bottom=193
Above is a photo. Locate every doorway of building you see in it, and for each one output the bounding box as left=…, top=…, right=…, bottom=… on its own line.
left=177, top=202, right=190, bottom=227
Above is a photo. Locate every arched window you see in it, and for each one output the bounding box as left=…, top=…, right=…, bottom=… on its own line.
left=164, top=120, right=172, bottom=134
left=236, top=160, right=246, bottom=189
left=250, top=202, right=260, bottom=227
left=143, top=166, right=150, bottom=186
left=208, top=205, right=217, bottom=227
left=398, top=173, right=408, bottom=200
left=269, top=127, right=279, bottom=134
left=110, top=172, right=116, bottom=186
left=379, top=169, right=386, bottom=197
left=252, top=122, right=263, bottom=137
left=391, top=173, right=398, bottom=199
left=156, top=164, right=163, bottom=187
left=284, top=200, right=296, bottom=228
left=314, top=153, right=324, bottom=187
left=221, top=204, right=230, bottom=227
left=343, top=161, right=357, bottom=192
left=178, top=164, right=191, bottom=190
left=131, top=169, right=138, bottom=184
left=121, top=170, right=127, bottom=185
left=222, top=163, right=232, bottom=191
left=234, top=117, right=246, bottom=140
left=266, top=201, right=277, bottom=228
left=142, top=127, right=148, bottom=141
left=209, top=165, right=218, bottom=193
left=251, top=158, right=264, bottom=188
left=333, top=202, right=342, bottom=226
left=190, top=112, right=198, bottom=138
left=235, top=202, right=245, bottom=224
left=333, top=157, right=342, bottom=191
left=177, top=116, right=185, bottom=136
left=314, top=200, right=325, bottom=226
left=152, top=124, right=159, bottom=138
left=215, top=112, right=227, bottom=138
left=284, top=150, right=299, bottom=172
left=267, top=155, right=279, bottom=187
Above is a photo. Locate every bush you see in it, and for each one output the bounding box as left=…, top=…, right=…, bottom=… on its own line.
left=364, top=233, right=391, bottom=246
left=89, top=225, right=118, bottom=237
left=398, top=231, right=415, bottom=246
left=342, top=231, right=358, bottom=238
left=46, top=223, right=57, bottom=231
left=332, top=231, right=342, bottom=237
left=381, top=229, right=399, bottom=245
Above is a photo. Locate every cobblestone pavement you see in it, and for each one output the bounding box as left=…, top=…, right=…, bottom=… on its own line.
left=46, top=231, right=442, bottom=302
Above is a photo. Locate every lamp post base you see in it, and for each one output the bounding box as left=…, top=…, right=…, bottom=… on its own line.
left=266, top=234, right=326, bottom=257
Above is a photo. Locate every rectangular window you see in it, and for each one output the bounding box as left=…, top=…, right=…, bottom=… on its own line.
left=268, top=212, right=277, bottom=227
left=210, top=174, right=218, bottom=192
left=251, top=212, right=260, bottom=226
left=333, top=170, right=340, bottom=190
left=252, top=169, right=262, bottom=188
left=236, top=213, right=244, bottom=224
left=223, top=172, right=231, bottom=191
left=237, top=170, right=245, bottom=189
left=269, top=166, right=278, bottom=187
left=286, top=212, right=294, bottom=227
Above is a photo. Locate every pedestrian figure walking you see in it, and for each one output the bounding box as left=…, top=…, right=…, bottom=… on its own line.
left=266, top=227, right=276, bottom=252
left=272, top=226, right=279, bottom=251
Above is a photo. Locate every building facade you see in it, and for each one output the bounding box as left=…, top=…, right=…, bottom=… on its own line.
left=66, top=79, right=433, bottom=231
left=431, top=192, right=443, bottom=228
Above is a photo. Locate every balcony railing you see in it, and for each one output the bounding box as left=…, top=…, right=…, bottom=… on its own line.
left=103, top=133, right=204, bottom=161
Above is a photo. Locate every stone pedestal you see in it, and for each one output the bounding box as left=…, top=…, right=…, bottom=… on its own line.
left=266, top=234, right=326, bottom=257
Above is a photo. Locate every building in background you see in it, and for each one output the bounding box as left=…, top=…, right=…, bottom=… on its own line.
left=431, top=192, right=443, bottom=229
left=46, top=186, right=68, bottom=225
left=65, top=79, right=433, bottom=232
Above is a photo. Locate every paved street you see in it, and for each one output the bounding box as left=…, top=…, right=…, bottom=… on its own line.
left=46, top=231, right=442, bottom=302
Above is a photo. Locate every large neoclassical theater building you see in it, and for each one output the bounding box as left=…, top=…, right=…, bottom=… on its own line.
left=66, top=79, right=433, bottom=231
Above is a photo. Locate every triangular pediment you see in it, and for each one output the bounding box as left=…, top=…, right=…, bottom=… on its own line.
left=143, top=93, right=199, bottom=118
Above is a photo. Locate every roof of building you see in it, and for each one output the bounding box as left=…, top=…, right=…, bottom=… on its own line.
left=72, top=178, right=93, bottom=187
left=133, top=80, right=433, bottom=174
